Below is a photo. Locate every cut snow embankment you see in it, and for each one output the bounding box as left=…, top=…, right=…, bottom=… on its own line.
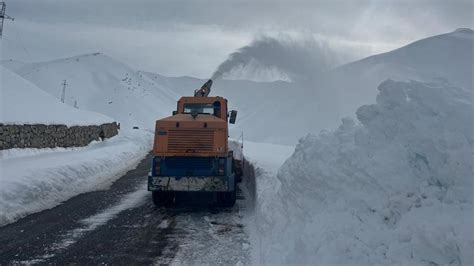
left=0, top=130, right=153, bottom=226
left=241, top=140, right=295, bottom=263
left=0, top=65, right=113, bottom=126
left=253, top=80, right=473, bottom=265
left=243, top=141, right=295, bottom=175
left=242, top=140, right=294, bottom=210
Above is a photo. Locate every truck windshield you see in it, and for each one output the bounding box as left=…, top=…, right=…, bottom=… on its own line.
left=183, top=103, right=216, bottom=115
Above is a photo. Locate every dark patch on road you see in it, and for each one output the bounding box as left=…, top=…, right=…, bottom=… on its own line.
left=46, top=202, right=178, bottom=265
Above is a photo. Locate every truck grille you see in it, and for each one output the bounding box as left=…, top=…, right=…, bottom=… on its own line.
left=168, top=130, right=214, bottom=153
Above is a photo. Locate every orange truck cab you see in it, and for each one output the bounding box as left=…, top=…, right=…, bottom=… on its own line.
left=148, top=80, right=239, bottom=206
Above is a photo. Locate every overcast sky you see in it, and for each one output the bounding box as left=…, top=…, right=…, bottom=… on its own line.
left=1, top=0, right=472, bottom=78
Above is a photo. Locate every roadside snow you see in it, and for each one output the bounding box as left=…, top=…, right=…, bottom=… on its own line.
left=0, top=143, right=101, bottom=160
left=253, top=80, right=473, bottom=265
left=0, top=65, right=113, bottom=126
left=243, top=140, right=294, bottom=175
left=229, top=140, right=244, bottom=161
left=241, top=140, right=295, bottom=265
left=0, top=130, right=153, bottom=226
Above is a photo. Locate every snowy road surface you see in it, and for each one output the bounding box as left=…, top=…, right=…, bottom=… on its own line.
left=0, top=154, right=256, bottom=264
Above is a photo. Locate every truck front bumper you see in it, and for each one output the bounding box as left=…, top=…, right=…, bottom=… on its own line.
left=148, top=175, right=234, bottom=192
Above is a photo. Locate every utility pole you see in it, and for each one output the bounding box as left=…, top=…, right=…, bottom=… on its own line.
left=61, top=80, right=68, bottom=103
left=0, top=2, right=14, bottom=37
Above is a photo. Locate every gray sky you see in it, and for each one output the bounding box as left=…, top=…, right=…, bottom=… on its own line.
left=1, top=0, right=472, bottom=78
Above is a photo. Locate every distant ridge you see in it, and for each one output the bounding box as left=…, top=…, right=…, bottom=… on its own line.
left=2, top=29, right=472, bottom=144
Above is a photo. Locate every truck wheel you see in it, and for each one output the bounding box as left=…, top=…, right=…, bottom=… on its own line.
left=152, top=191, right=174, bottom=206
left=236, top=172, right=243, bottom=183
left=164, top=192, right=176, bottom=207
left=227, top=190, right=237, bottom=207
left=219, top=190, right=236, bottom=207
left=228, top=190, right=236, bottom=206
left=152, top=191, right=164, bottom=206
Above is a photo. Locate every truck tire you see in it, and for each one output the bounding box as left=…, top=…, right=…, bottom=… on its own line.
left=152, top=191, right=174, bottom=206
left=233, top=159, right=243, bottom=183
left=152, top=191, right=163, bottom=206
left=218, top=190, right=236, bottom=207
left=227, top=189, right=237, bottom=207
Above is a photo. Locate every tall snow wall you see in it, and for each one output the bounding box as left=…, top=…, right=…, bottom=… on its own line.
left=253, top=80, right=473, bottom=265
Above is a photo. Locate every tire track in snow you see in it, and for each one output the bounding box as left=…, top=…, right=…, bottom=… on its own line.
left=158, top=161, right=256, bottom=265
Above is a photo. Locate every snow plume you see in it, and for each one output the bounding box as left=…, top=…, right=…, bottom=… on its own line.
left=211, top=34, right=336, bottom=82
left=253, top=80, right=473, bottom=265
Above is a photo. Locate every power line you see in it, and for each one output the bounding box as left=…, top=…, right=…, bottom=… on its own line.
left=61, top=80, right=68, bottom=103
left=1, top=1, right=33, bottom=63
left=0, top=2, right=14, bottom=37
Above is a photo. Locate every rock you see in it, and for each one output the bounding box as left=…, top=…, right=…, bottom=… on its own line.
left=0, top=122, right=119, bottom=150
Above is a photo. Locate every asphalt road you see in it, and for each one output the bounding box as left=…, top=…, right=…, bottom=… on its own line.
left=0, top=154, right=255, bottom=264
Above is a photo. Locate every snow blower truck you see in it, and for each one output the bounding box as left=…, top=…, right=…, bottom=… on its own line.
left=148, top=79, right=242, bottom=206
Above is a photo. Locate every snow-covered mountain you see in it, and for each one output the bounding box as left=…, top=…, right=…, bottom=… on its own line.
left=0, top=65, right=113, bottom=126
left=140, top=72, right=298, bottom=143
left=336, top=28, right=473, bottom=88
left=3, top=29, right=472, bottom=144
left=141, top=29, right=474, bottom=144
left=326, top=28, right=474, bottom=118
left=1, top=53, right=178, bottom=130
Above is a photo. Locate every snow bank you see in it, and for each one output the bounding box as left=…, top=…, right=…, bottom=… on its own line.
left=229, top=140, right=244, bottom=161
left=243, top=140, right=294, bottom=175
left=0, top=130, right=153, bottom=226
left=0, top=65, right=114, bottom=126
left=254, top=80, right=473, bottom=265
left=0, top=144, right=99, bottom=160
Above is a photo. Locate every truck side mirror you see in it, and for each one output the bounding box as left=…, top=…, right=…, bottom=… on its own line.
left=172, top=111, right=177, bottom=115
left=229, top=110, right=237, bottom=124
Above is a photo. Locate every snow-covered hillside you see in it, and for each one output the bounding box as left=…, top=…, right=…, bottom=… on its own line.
left=141, top=29, right=474, bottom=145
left=253, top=80, right=473, bottom=265
left=288, top=28, right=474, bottom=140
left=327, top=28, right=474, bottom=119
left=0, top=66, right=113, bottom=126
left=0, top=59, right=27, bottom=73
left=3, top=29, right=472, bottom=145
left=141, top=72, right=300, bottom=143
left=1, top=53, right=178, bottom=130
left=336, top=28, right=473, bottom=88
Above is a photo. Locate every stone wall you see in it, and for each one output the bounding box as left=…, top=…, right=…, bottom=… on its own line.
left=0, top=122, right=119, bottom=150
